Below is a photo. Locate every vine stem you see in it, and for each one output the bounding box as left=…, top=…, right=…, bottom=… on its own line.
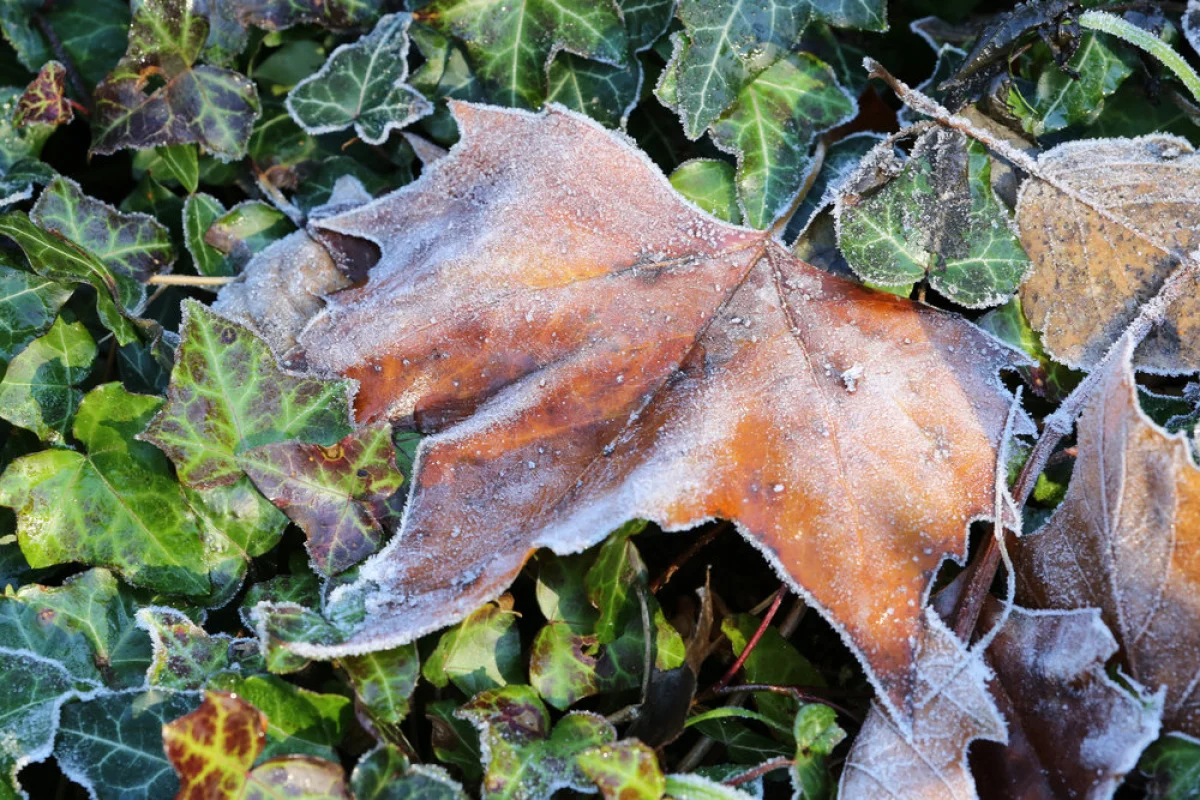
left=723, top=757, right=794, bottom=786
left=147, top=274, right=237, bottom=286
left=865, top=58, right=1200, bottom=642
left=709, top=586, right=786, bottom=694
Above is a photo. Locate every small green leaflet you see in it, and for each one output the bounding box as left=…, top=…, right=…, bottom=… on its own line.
left=91, top=0, right=260, bottom=161
left=417, top=0, right=628, bottom=109
left=457, top=686, right=617, bottom=799
left=836, top=128, right=1031, bottom=308
left=0, top=383, right=210, bottom=595
left=55, top=690, right=199, bottom=800
left=0, top=264, right=72, bottom=372
left=207, top=673, right=351, bottom=762
left=669, top=159, right=741, bottom=223
left=1140, top=733, right=1200, bottom=800
left=0, top=315, right=96, bottom=443
left=203, top=201, right=295, bottom=273
left=1010, top=32, right=1138, bottom=137
left=423, top=599, right=524, bottom=697
left=288, top=14, right=432, bottom=145
left=142, top=300, right=353, bottom=489
left=710, top=52, right=855, bottom=228
left=342, top=645, right=420, bottom=739
left=183, top=194, right=230, bottom=277
left=13, top=62, right=74, bottom=130
left=351, top=745, right=468, bottom=800
left=151, top=145, right=201, bottom=194
left=789, top=703, right=846, bottom=799
left=32, top=176, right=175, bottom=283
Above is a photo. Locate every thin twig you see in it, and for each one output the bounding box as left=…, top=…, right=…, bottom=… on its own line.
left=147, top=274, right=237, bottom=286
left=724, top=757, right=794, bottom=786
left=650, top=521, right=728, bottom=594
left=710, top=586, right=786, bottom=694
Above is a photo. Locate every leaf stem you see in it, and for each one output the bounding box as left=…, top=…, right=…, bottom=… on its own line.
left=723, top=757, right=794, bottom=786
left=709, top=586, right=786, bottom=694
left=1078, top=10, right=1200, bottom=106
left=147, top=274, right=237, bottom=286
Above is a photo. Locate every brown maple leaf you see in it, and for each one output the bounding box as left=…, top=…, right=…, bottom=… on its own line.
left=247, top=105, right=1028, bottom=721
left=1014, top=335, right=1200, bottom=737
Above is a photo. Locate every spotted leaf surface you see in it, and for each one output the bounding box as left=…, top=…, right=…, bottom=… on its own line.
left=709, top=52, right=854, bottom=228
left=142, top=300, right=353, bottom=489
left=0, top=383, right=209, bottom=595
left=240, top=423, right=405, bottom=576
left=32, top=176, right=175, bottom=283
left=414, top=0, right=627, bottom=108
left=13, top=62, right=74, bottom=129
left=91, top=0, right=260, bottom=160
left=838, top=128, right=1031, bottom=307
left=577, top=739, right=666, bottom=799
left=287, top=14, right=432, bottom=145
left=252, top=105, right=1027, bottom=722
left=163, top=690, right=267, bottom=797
left=137, top=606, right=254, bottom=690
left=206, top=673, right=351, bottom=762
left=341, top=645, right=420, bottom=737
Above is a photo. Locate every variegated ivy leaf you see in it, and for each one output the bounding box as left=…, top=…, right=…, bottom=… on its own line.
left=142, top=300, right=354, bottom=489
left=91, top=0, right=260, bottom=161
left=240, top=423, right=405, bottom=576
left=14, top=62, right=74, bottom=129
left=1010, top=32, right=1138, bottom=137
left=0, top=315, right=96, bottom=443
left=351, top=745, right=469, bottom=800
left=207, top=673, right=351, bottom=762
left=414, top=0, right=628, bottom=109
left=287, top=14, right=432, bottom=146
left=32, top=176, right=175, bottom=282
left=423, top=598, right=524, bottom=697
left=458, top=686, right=618, bottom=799
left=836, top=128, right=1031, bottom=308
left=710, top=52, right=854, bottom=228
left=0, top=383, right=210, bottom=595
left=55, top=690, right=200, bottom=800
left=0, top=212, right=142, bottom=345
left=0, top=264, right=72, bottom=372
left=341, top=645, right=420, bottom=740
left=784, top=131, right=884, bottom=242
left=547, top=55, right=642, bottom=129
left=669, top=159, right=741, bottom=223
left=137, top=606, right=258, bottom=690
left=577, top=740, right=666, bottom=799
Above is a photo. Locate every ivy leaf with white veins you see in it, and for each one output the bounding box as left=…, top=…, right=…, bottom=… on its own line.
left=709, top=52, right=855, bottom=229
left=287, top=14, right=432, bottom=146
left=837, top=127, right=1031, bottom=308
left=55, top=690, right=199, bottom=800
left=0, top=316, right=96, bottom=444
left=810, top=0, right=887, bottom=31
left=142, top=300, right=354, bottom=490
left=413, top=0, right=628, bottom=109
left=31, top=176, right=175, bottom=284
left=0, top=264, right=72, bottom=373
left=240, top=423, right=406, bottom=577
left=91, top=0, right=260, bottom=161
left=0, top=383, right=210, bottom=595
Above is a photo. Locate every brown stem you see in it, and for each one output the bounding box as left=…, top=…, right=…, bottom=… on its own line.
left=650, top=521, right=728, bottom=594
left=724, top=757, right=794, bottom=786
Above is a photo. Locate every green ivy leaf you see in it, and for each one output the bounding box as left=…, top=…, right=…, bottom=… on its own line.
left=423, top=598, right=524, bottom=696
left=240, top=422, right=405, bottom=576
left=143, top=300, right=353, bottom=489
left=547, top=56, right=641, bottom=129
left=0, top=0, right=129, bottom=86
left=91, top=0, right=260, bottom=160
left=669, top=159, right=741, bottom=224
left=417, top=0, right=628, bottom=109
left=663, top=773, right=758, bottom=799
left=207, top=673, right=351, bottom=762
left=426, top=698, right=484, bottom=782
left=978, top=296, right=1082, bottom=402
left=240, top=572, right=320, bottom=630
left=577, top=739, right=666, bottom=799
left=32, top=176, right=175, bottom=283
left=1141, top=733, right=1200, bottom=800
left=13, top=62, right=74, bottom=129
left=810, top=0, right=887, bottom=31
left=722, top=613, right=824, bottom=729
left=55, top=690, right=199, bottom=800
left=10, top=568, right=151, bottom=690
left=288, top=14, right=432, bottom=145
left=0, top=275, right=68, bottom=377
left=529, top=621, right=602, bottom=710
left=586, top=520, right=647, bottom=645
left=236, top=0, right=383, bottom=32
left=709, top=52, right=854, bottom=228
left=153, top=145, right=201, bottom=194
left=183, top=193, right=230, bottom=278
left=1011, top=32, right=1138, bottom=137
left=457, top=686, right=617, bottom=799
left=0, top=212, right=141, bottom=345
left=203, top=201, right=295, bottom=274
left=789, top=703, right=845, bottom=799
left=0, top=315, right=94, bottom=443
left=0, top=86, right=54, bottom=209
left=342, top=645, right=420, bottom=738
left=409, top=24, right=484, bottom=145
left=351, top=745, right=468, bottom=800
left=0, top=383, right=209, bottom=595
left=138, top=606, right=256, bottom=689
left=836, top=129, right=1031, bottom=308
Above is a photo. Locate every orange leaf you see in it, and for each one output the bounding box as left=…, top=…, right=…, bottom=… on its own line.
left=250, top=105, right=1028, bottom=721
left=163, top=691, right=266, bottom=799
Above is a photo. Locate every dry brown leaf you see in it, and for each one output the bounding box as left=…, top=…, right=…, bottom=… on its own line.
left=972, top=603, right=1162, bottom=800
left=1014, top=335, right=1200, bottom=736
left=1016, top=135, right=1200, bottom=374
left=838, top=610, right=1006, bottom=799
left=246, top=103, right=1029, bottom=720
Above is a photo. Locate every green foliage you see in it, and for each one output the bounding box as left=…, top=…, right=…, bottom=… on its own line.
left=1141, top=734, right=1200, bottom=800
left=424, top=598, right=524, bottom=696
left=351, top=745, right=469, bottom=800
left=207, top=673, right=351, bottom=761
left=1010, top=33, right=1138, bottom=136
left=0, top=264, right=72, bottom=371
left=0, top=315, right=95, bottom=442
left=670, top=159, right=741, bottom=223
